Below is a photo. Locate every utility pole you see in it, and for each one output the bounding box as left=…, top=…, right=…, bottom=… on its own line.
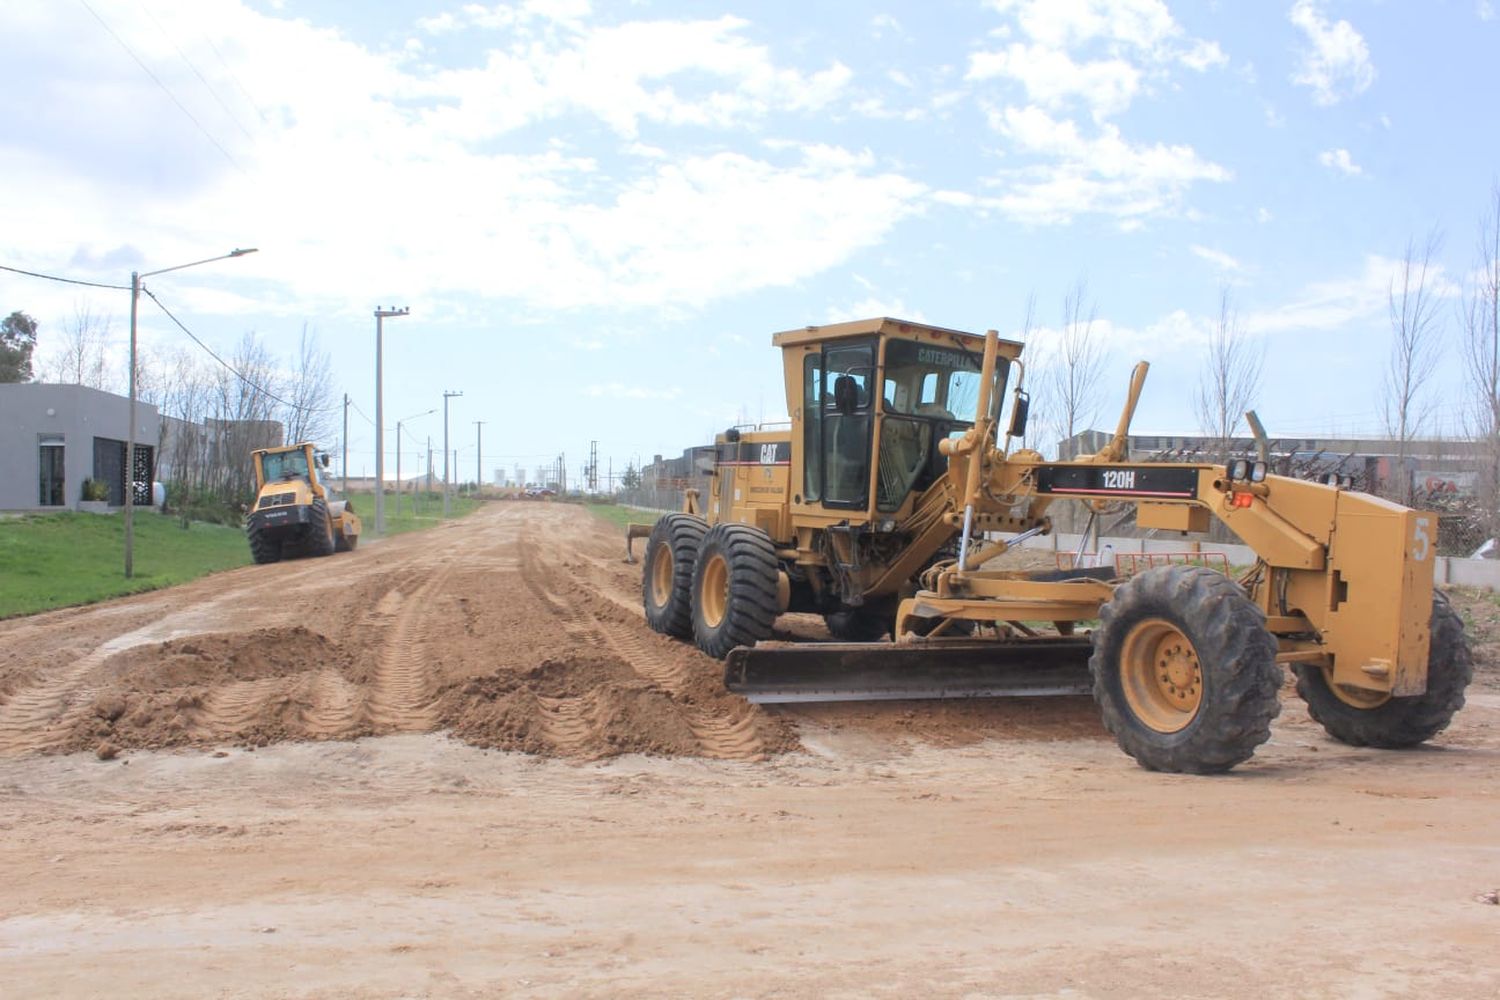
left=124, top=247, right=257, bottom=579
left=443, top=390, right=462, bottom=516
left=474, top=421, right=485, bottom=496
left=341, top=393, right=349, bottom=494
left=426, top=435, right=433, bottom=493
left=373, top=305, right=409, bottom=534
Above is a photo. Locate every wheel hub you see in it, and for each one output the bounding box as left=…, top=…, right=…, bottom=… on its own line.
left=1120, top=618, right=1204, bottom=733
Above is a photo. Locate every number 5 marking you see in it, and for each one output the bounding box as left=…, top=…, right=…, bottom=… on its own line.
left=1412, top=517, right=1431, bottom=562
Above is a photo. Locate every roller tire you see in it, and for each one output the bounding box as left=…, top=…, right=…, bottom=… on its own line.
left=248, top=523, right=282, bottom=565
left=642, top=514, right=707, bottom=638
left=1091, top=565, right=1281, bottom=774
left=1293, top=592, right=1472, bottom=748
left=306, top=497, right=337, bottom=557
left=691, top=523, right=780, bottom=659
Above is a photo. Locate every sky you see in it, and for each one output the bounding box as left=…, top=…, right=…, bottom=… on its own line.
left=2, top=0, right=1498, bottom=486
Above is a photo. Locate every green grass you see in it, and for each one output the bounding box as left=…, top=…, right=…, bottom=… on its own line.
left=585, top=502, right=655, bottom=531
left=0, top=511, right=252, bottom=618
left=347, top=490, right=482, bottom=536
left=0, top=492, right=487, bottom=619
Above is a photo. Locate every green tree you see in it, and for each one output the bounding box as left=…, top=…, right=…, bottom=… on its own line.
left=0, top=311, right=38, bottom=382
left=621, top=462, right=641, bottom=489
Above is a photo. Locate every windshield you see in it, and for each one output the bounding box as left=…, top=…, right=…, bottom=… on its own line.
left=261, top=449, right=310, bottom=482
left=875, top=339, right=1009, bottom=511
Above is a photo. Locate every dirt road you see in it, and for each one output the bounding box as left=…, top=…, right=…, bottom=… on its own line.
left=2, top=503, right=1497, bottom=998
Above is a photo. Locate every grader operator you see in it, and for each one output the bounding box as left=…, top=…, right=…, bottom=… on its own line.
left=628, top=317, right=1472, bottom=774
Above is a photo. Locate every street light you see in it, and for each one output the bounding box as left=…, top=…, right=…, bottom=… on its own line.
left=126, top=247, right=258, bottom=579
left=443, top=390, right=462, bottom=516
left=395, top=407, right=435, bottom=516
left=373, top=305, right=410, bottom=534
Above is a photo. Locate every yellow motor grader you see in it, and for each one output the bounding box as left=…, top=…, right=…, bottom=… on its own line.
left=628, top=317, right=1472, bottom=773
left=247, top=442, right=361, bottom=563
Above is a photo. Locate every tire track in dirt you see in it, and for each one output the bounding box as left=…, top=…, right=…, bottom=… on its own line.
left=516, top=535, right=767, bottom=760
left=365, top=571, right=447, bottom=732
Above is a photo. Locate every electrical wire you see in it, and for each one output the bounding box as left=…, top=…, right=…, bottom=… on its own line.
left=141, top=286, right=338, bottom=415
left=77, top=0, right=245, bottom=173
left=0, top=263, right=130, bottom=290
left=135, top=0, right=256, bottom=142
left=348, top=399, right=376, bottom=427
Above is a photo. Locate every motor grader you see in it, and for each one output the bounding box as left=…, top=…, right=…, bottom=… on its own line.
left=628, top=317, right=1472, bottom=773
left=246, top=442, right=361, bottom=563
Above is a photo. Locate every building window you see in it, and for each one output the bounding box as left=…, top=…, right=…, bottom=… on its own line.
left=39, top=442, right=64, bottom=506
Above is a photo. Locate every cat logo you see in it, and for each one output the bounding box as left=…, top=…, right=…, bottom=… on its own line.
left=761, top=444, right=778, bottom=465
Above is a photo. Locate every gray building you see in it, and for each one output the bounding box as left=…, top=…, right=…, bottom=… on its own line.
left=0, top=383, right=160, bottom=511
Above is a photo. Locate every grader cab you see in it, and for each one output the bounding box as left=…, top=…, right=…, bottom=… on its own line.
left=630, top=318, right=1472, bottom=773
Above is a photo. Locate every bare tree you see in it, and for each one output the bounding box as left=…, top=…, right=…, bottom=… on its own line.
left=1463, top=184, right=1500, bottom=541
left=279, top=324, right=336, bottom=445
left=1381, top=230, right=1445, bottom=503
left=42, top=302, right=113, bottom=389
left=1012, top=290, right=1053, bottom=454
left=1048, top=276, right=1107, bottom=458
left=1193, top=287, right=1263, bottom=465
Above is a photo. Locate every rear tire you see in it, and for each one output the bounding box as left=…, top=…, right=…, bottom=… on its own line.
left=642, top=514, right=706, bottom=638
left=1091, top=565, right=1281, bottom=774
left=1293, top=592, right=1472, bottom=748
left=692, top=523, right=779, bottom=659
left=248, top=524, right=282, bottom=564
left=306, top=497, right=337, bottom=557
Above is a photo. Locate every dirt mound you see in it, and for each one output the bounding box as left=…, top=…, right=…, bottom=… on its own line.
left=438, top=653, right=704, bottom=759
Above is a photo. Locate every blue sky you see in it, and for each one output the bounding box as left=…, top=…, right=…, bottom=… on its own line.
left=2, top=0, right=1497, bottom=484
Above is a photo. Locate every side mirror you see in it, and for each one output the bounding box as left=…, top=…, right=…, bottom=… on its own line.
left=1006, top=390, right=1030, bottom=438
left=318, top=453, right=330, bottom=469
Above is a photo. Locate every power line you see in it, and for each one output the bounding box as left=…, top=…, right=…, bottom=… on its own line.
left=135, top=0, right=257, bottom=142
left=77, top=0, right=245, bottom=173
left=348, top=398, right=376, bottom=428
left=0, top=262, right=130, bottom=290
left=141, top=286, right=338, bottom=415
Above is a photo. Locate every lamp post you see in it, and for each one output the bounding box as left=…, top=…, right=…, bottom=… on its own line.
left=442, top=390, right=462, bottom=516
left=373, top=306, right=410, bottom=534
left=394, top=408, right=435, bottom=517
left=126, top=247, right=258, bottom=579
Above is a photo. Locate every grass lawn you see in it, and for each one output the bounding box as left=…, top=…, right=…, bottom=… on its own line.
left=0, top=493, right=486, bottom=620
left=0, top=511, right=252, bottom=619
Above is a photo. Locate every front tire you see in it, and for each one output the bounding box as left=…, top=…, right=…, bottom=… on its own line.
left=1091, top=565, right=1281, bottom=774
left=642, top=514, right=706, bottom=638
left=1293, top=592, right=1472, bottom=748
left=248, top=524, right=282, bottom=564
left=691, top=523, right=779, bottom=659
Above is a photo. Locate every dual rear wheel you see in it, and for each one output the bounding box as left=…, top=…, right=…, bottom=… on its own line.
left=641, top=515, right=779, bottom=658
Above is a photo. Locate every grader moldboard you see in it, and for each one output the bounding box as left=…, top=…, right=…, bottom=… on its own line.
left=246, top=442, right=361, bottom=563
left=627, top=317, right=1474, bottom=774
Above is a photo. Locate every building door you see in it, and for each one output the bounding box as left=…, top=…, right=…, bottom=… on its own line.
left=94, top=437, right=125, bottom=506
left=39, top=442, right=65, bottom=506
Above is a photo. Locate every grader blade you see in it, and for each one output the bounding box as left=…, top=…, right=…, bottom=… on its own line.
left=723, top=637, right=1096, bottom=703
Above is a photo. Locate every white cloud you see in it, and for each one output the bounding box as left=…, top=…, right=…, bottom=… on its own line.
left=1289, top=0, right=1375, bottom=106
left=1478, top=1, right=1496, bottom=21
left=968, top=43, right=1141, bottom=120
left=1190, top=245, right=1242, bottom=272
left=1245, top=255, right=1399, bottom=334
left=981, top=106, right=1230, bottom=225
left=584, top=382, right=682, bottom=401
left=1318, top=147, right=1363, bottom=177
left=0, top=2, right=913, bottom=316
left=826, top=298, right=928, bottom=324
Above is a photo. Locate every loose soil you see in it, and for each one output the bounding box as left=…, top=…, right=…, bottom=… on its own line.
left=1, top=502, right=1497, bottom=998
